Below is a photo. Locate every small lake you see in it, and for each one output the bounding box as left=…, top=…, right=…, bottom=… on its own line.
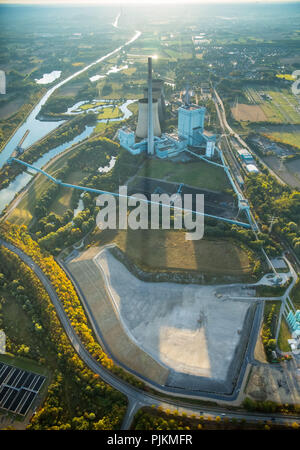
left=0, top=29, right=141, bottom=169
left=35, top=71, right=62, bottom=85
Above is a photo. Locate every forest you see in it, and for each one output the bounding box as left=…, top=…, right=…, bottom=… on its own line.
left=0, top=222, right=144, bottom=391
left=132, top=406, right=300, bottom=431
left=0, top=245, right=127, bottom=430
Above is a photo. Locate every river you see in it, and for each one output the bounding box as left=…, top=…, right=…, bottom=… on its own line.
left=0, top=25, right=141, bottom=213
left=0, top=98, right=136, bottom=213
left=0, top=27, right=141, bottom=168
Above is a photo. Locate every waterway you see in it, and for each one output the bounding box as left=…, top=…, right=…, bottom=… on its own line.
left=0, top=24, right=140, bottom=213
left=0, top=97, right=136, bottom=213
left=0, top=27, right=141, bottom=168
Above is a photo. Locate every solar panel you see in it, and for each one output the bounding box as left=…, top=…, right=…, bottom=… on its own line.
left=0, top=362, right=45, bottom=416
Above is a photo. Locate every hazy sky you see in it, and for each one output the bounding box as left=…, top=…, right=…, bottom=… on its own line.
left=0, top=0, right=298, bottom=4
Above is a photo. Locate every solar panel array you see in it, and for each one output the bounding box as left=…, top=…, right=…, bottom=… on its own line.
left=0, top=362, right=45, bottom=416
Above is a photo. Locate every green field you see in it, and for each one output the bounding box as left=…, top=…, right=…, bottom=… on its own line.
left=90, top=228, right=253, bottom=279
left=7, top=147, right=85, bottom=226
left=244, top=87, right=300, bottom=124
left=97, top=106, right=122, bottom=120
left=136, top=159, right=232, bottom=192
left=79, top=101, right=107, bottom=111
left=278, top=318, right=292, bottom=352
left=265, top=132, right=300, bottom=150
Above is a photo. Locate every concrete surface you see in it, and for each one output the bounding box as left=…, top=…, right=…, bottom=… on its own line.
left=93, top=247, right=253, bottom=389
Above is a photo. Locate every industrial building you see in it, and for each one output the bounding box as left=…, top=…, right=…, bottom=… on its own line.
left=118, top=56, right=217, bottom=160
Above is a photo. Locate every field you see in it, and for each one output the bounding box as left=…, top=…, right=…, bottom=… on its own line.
left=90, top=228, right=253, bottom=278
left=79, top=101, right=107, bottom=111
left=136, top=159, right=231, bottom=193
left=97, top=106, right=122, bottom=120
left=264, top=131, right=300, bottom=150
left=231, top=104, right=267, bottom=122
left=277, top=318, right=292, bottom=352
left=233, top=87, right=300, bottom=124
left=96, top=80, right=144, bottom=100
left=0, top=97, right=26, bottom=120
left=6, top=144, right=87, bottom=226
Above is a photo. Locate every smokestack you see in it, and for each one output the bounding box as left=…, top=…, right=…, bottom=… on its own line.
left=147, top=57, right=154, bottom=155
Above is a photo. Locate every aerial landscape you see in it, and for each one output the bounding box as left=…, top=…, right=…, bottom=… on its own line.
left=0, top=0, right=300, bottom=438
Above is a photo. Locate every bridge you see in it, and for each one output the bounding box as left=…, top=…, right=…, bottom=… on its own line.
left=11, top=129, right=30, bottom=158
left=7, top=157, right=253, bottom=229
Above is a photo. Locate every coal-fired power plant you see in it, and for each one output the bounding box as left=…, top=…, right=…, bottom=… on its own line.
left=135, top=98, right=161, bottom=140
left=118, top=55, right=217, bottom=160
left=135, top=57, right=161, bottom=153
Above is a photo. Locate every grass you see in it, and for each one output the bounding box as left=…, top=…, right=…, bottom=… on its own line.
left=265, top=132, right=300, bottom=150
left=97, top=106, right=122, bottom=120
left=79, top=101, right=107, bottom=111
left=291, top=279, right=300, bottom=309
left=50, top=170, right=83, bottom=216
left=277, top=318, right=292, bottom=352
left=0, top=353, right=48, bottom=377
left=7, top=143, right=86, bottom=226
left=243, top=87, right=300, bottom=124
left=90, top=228, right=253, bottom=277
left=96, top=80, right=144, bottom=100
left=93, top=121, right=109, bottom=134
left=136, top=159, right=231, bottom=193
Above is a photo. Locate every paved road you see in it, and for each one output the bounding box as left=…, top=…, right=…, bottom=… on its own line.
left=275, top=256, right=298, bottom=342
left=1, top=238, right=299, bottom=428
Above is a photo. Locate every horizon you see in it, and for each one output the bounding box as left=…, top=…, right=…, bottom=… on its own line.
left=0, top=0, right=299, bottom=5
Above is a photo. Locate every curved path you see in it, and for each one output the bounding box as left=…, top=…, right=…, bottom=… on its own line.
left=1, top=238, right=299, bottom=428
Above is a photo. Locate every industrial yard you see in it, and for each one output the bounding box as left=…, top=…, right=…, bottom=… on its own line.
left=66, top=246, right=256, bottom=393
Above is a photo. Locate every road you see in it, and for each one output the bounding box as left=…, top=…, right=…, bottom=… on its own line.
left=213, top=88, right=287, bottom=186
left=213, top=88, right=300, bottom=349
left=1, top=238, right=300, bottom=428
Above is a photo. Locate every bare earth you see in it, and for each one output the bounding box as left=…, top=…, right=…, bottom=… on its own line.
left=231, top=104, right=267, bottom=122
left=67, top=246, right=254, bottom=389
left=246, top=361, right=300, bottom=405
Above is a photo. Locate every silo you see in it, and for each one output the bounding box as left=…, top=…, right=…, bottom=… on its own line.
left=136, top=98, right=161, bottom=139
left=143, top=87, right=164, bottom=124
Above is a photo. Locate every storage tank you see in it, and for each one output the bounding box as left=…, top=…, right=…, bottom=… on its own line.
left=136, top=98, right=161, bottom=139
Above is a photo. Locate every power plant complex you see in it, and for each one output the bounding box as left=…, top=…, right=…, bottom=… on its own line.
left=118, top=57, right=217, bottom=159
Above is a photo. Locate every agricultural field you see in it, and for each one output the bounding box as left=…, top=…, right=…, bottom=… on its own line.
left=232, top=87, right=300, bottom=124
left=136, top=159, right=232, bottom=193
left=264, top=132, right=300, bottom=150
left=96, top=80, right=144, bottom=100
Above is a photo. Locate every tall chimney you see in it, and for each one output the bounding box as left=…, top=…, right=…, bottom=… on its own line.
left=147, top=57, right=154, bottom=155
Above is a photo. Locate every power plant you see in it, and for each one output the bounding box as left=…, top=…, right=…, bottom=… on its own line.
left=135, top=98, right=161, bottom=139
left=118, top=56, right=217, bottom=159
